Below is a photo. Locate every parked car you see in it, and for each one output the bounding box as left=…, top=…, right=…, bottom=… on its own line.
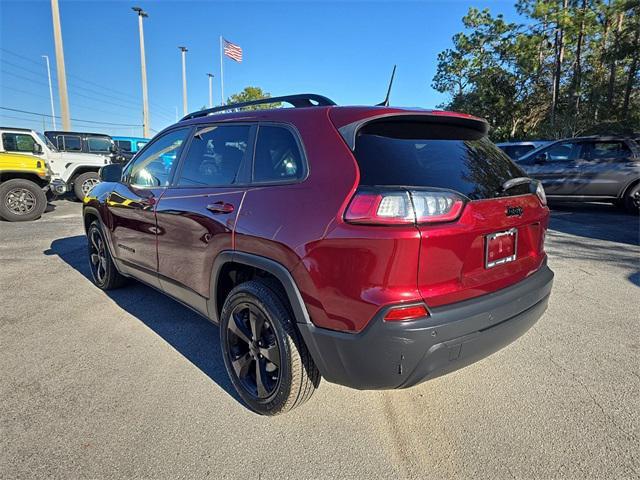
left=0, top=151, right=55, bottom=221
left=496, top=141, right=550, bottom=160
left=112, top=136, right=149, bottom=161
left=83, top=94, right=554, bottom=415
left=45, top=131, right=126, bottom=165
left=0, top=127, right=109, bottom=201
left=517, top=136, right=640, bottom=213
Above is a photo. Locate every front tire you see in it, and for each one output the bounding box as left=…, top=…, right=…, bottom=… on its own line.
left=220, top=280, right=320, bottom=415
left=0, top=179, right=47, bottom=222
left=73, top=172, right=100, bottom=201
left=87, top=221, right=126, bottom=290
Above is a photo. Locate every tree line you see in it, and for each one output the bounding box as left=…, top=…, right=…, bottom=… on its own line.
left=432, top=0, right=640, bottom=141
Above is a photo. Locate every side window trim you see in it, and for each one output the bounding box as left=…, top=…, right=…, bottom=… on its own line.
left=250, top=121, right=309, bottom=186
left=168, top=122, right=256, bottom=188
left=123, top=126, right=193, bottom=188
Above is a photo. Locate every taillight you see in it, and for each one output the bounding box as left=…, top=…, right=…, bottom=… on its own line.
left=345, top=189, right=465, bottom=225
left=535, top=181, right=547, bottom=206
left=384, top=304, right=429, bottom=321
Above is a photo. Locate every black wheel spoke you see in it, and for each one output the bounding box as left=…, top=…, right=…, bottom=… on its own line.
left=260, top=344, right=280, bottom=368
left=232, top=352, right=252, bottom=379
left=255, top=359, right=268, bottom=398
left=229, top=312, right=252, bottom=345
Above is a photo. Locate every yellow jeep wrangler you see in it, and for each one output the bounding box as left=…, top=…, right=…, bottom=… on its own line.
left=0, top=152, right=54, bottom=221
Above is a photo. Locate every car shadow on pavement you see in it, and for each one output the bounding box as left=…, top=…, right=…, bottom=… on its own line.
left=548, top=202, right=639, bottom=246
left=44, top=235, right=243, bottom=405
left=547, top=202, right=640, bottom=287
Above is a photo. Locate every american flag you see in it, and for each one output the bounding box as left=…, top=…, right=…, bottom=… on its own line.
left=223, top=39, right=243, bottom=63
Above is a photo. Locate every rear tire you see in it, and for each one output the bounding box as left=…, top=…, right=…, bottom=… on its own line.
left=73, top=172, right=100, bottom=201
left=622, top=183, right=640, bottom=214
left=87, top=221, right=126, bottom=290
left=0, top=179, right=47, bottom=222
left=220, top=280, right=320, bottom=415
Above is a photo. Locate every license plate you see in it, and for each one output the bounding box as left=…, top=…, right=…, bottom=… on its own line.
left=485, top=228, right=518, bottom=268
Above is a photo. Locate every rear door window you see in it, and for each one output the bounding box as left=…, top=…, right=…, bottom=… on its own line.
left=176, top=124, right=251, bottom=186
left=88, top=137, right=111, bottom=153
left=587, top=141, right=631, bottom=161
left=354, top=128, right=526, bottom=200
left=61, top=135, right=81, bottom=151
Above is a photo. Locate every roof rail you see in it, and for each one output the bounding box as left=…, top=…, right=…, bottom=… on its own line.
left=181, top=93, right=336, bottom=121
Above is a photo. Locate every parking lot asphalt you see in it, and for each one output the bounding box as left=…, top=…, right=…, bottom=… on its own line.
left=1, top=199, right=639, bottom=480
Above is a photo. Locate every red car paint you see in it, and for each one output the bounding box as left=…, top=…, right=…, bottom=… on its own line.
left=85, top=105, right=549, bottom=335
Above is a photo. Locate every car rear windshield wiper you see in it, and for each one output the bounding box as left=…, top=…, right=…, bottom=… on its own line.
left=501, top=177, right=534, bottom=193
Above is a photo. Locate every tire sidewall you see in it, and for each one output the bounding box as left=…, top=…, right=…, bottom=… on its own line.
left=0, top=179, right=47, bottom=222
left=624, top=184, right=640, bottom=214
left=220, top=283, right=295, bottom=414
left=74, top=172, right=100, bottom=201
left=87, top=221, right=114, bottom=289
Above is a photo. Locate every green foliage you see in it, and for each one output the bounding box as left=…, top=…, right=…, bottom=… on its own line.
left=226, top=86, right=281, bottom=110
left=433, top=0, right=640, bottom=141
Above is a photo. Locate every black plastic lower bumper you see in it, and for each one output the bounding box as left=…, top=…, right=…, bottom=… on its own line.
left=298, top=264, right=554, bottom=390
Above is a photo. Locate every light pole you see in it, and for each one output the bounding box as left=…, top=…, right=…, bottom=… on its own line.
left=50, top=0, right=70, bottom=130
left=42, top=55, right=57, bottom=129
left=179, top=47, right=188, bottom=116
left=132, top=7, right=150, bottom=138
left=207, top=73, right=214, bottom=108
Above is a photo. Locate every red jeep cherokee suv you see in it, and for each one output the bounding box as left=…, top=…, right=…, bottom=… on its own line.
left=83, top=94, right=554, bottom=415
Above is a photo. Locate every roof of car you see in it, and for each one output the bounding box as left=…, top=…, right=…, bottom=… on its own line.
left=45, top=130, right=112, bottom=138
left=0, top=126, right=34, bottom=132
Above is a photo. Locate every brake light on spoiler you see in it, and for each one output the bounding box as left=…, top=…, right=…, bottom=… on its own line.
left=345, top=189, right=466, bottom=225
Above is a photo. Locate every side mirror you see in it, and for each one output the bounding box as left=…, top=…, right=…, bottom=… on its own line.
left=32, top=143, right=43, bottom=155
left=534, top=153, right=547, bottom=164
left=109, top=144, right=118, bottom=154
left=99, top=163, right=123, bottom=182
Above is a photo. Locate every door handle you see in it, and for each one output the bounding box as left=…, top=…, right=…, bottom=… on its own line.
left=206, top=201, right=234, bottom=214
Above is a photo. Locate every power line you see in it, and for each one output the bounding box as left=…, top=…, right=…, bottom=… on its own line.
left=1, top=47, right=176, bottom=116
left=0, top=106, right=142, bottom=127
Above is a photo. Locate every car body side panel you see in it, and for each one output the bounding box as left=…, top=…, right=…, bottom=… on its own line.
left=155, top=187, right=245, bottom=299
left=103, top=182, right=164, bottom=281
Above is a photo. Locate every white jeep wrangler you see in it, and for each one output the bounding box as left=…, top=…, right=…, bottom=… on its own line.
left=0, top=127, right=110, bottom=201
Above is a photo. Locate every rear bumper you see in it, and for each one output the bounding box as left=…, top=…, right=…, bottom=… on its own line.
left=298, top=263, right=553, bottom=390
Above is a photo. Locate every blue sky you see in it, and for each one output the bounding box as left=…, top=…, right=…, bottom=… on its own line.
left=0, top=0, right=521, bottom=137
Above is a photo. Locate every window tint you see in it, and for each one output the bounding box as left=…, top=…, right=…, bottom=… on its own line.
left=177, top=125, right=250, bottom=186
left=253, top=126, right=304, bottom=182
left=61, top=135, right=81, bottom=151
left=88, top=137, right=111, bottom=153
left=116, top=140, right=132, bottom=152
left=2, top=133, right=36, bottom=152
left=546, top=142, right=581, bottom=162
left=354, top=132, right=525, bottom=200
left=125, top=128, right=189, bottom=187
left=589, top=141, right=631, bottom=160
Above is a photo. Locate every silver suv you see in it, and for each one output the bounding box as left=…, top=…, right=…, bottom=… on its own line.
left=517, top=136, right=640, bottom=213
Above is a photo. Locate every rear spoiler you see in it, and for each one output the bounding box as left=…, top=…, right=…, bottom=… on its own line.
left=337, top=113, right=490, bottom=150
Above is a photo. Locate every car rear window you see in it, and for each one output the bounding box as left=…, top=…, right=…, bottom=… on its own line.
left=354, top=127, right=527, bottom=200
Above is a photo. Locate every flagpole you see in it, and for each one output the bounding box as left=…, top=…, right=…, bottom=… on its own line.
left=219, top=36, right=224, bottom=105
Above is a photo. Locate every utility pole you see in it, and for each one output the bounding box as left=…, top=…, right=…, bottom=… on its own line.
left=50, top=0, right=70, bottom=130
left=179, top=46, right=188, bottom=116
left=42, top=55, right=57, bottom=129
left=132, top=7, right=150, bottom=138
left=207, top=73, right=214, bottom=108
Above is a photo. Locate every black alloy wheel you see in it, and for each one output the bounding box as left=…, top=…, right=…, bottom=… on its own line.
left=226, top=302, right=281, bottom=399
